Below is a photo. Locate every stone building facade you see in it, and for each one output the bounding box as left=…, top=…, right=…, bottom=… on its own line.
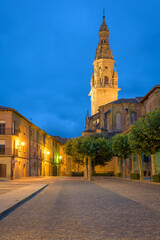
left=0, top=106, right=61, bottom=179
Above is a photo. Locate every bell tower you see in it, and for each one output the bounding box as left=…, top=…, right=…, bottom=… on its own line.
left=89, top=11, right=120, bottom=115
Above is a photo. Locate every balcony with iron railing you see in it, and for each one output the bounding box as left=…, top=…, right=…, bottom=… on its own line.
left=0, top=148, right=19, bottom=156
left=0, top=128, right=19, bottom=136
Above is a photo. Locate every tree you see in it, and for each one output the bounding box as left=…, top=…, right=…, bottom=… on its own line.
left=129, top=119, right=147, bottom=180
left=82, top=136, right=113, bottom=181
left=64, top=134, right=113, bottom=181
left=129, top=111, right=160, bottom=177
left=92, top=137, right=113, bottom=167
left=143, top=110, right=160, bottom=175
left=112, top=134, right=131, bottom=178
left=64, top=137, right=84, bottom=175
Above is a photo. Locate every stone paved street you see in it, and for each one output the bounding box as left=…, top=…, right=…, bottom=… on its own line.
left=0, top=178, right=160, bottom=240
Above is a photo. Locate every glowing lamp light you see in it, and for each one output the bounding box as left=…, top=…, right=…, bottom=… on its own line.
left=59, top=156, right=62, bottom=160
left=47, top=151, right=50, bottom=155
left=21, top=142, right=25, bottom=146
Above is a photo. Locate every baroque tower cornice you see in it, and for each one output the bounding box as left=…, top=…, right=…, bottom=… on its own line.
left=89, top=11, right=121, bottom=116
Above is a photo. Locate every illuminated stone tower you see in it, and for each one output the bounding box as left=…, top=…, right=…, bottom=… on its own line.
left=89, top=12, right=120, bottom=115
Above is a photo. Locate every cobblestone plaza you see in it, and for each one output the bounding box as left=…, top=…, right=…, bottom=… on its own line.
left=0, top=177, right=160, bottom=240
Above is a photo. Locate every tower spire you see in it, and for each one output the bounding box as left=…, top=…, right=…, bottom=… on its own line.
left=89, top=13, right=120, bottom=115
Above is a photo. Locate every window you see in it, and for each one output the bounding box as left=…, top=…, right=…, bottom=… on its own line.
left=43, top=135, right=46, bottom=145
left=131, top=112, right=137, bottom=124
left=34, top=162, right=36, bottom=171
left=40, top=149, right=42, bottom=158
left=0, top=145, right=5, bottom=155
left=104, top=76, right=108, bottom=84
left=12, top=121, right=15, bottom=135
left=34, top=147, right=36, bottom=157
left=34, top=130, right=37, bottom=138
left=116, top=113, right=121, bottom=130
left=23, top=127, right=26, bottom=135
left=0, top=122, right=5, bottom=135
left=144, top=105, right=147, bottom=115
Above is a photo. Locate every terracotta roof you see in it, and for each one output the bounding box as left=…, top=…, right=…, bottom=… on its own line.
left=108, top=98, right=141, bottom=105
left=53, top=136, right=70, bottom=145
left=135, top=97, right=143, bottom=102
left=0, top=106, right=15, bottom=111
left=89, top=112, right=100, bottom=119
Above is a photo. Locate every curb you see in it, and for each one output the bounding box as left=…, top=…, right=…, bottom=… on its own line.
left=0, top=184, right=48, bottom=219
left=113, top=177, right=160, bottom=185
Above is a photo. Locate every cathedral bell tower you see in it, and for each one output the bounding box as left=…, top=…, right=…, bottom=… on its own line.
left=89, top=12, right=120, bottom=115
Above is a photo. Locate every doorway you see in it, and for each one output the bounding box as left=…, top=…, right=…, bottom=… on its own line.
left=0, top=164, right=6, bottom=178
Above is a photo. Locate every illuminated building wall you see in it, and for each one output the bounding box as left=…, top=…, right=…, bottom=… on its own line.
left=0, top=107, right=61, bottom=179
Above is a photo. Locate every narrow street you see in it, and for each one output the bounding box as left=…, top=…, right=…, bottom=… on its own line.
left=0, top=178, right=160, bottom=240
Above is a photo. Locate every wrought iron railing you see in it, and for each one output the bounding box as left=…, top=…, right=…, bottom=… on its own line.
left=0, top=128, right=19, bottom=136
left=0, top=148, right=19, bottom=156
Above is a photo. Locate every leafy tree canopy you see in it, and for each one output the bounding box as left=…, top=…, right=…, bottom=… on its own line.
left=129, top=118, right=150, bottom=155
left=82, top=136, right=113, bottom=167
left=129, top=111, right=160, bottom=155
left=143, top=110, right=160, bottom=149
left=64, top=134, right=113, bottom=167
left=64, top=137, right=84, bottom=164
left=112, top=134, right=131, bottom=159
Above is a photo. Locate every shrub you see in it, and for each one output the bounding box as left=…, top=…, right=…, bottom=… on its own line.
left=117, top=173, right=122, bottom=177
left=93, top=171, right=114, bottom=176
left=131, top=173, right=140, bottom=180
left=71, top=172, right=84, bottom=177
left=152, top=174, right=160, bottom=183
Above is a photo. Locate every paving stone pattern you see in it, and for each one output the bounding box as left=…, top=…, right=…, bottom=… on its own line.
left=0, top=182, right=29, bottom=195
left=0, top=179, right=160, bottom=240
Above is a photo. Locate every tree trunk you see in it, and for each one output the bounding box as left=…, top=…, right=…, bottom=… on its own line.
left=124, top=158, right=126, bottom=178
left=151, top=154, right=156, bottom=176
left=92, top=166, right=95, bottom=176
left=137, top=154, right=144, bottom=180
left=131, top=154, right=135, bottom=173
left=88, top=157, right=92, bottom=181
left=83, top=156, right=88, bottom=180
left=118, top=158, right=121, bottom=174
left=122, top=158, right=126, bottom=178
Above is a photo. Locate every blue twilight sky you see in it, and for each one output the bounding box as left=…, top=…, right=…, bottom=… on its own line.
left=0, top=0, right=160, bottom=138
